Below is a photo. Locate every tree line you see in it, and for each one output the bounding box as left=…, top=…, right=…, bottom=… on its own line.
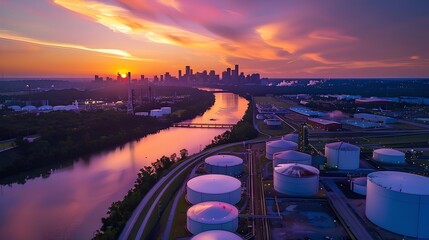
left=205, top=99, right=259, bottom=149
left=93, top=149, right=188, bottom=239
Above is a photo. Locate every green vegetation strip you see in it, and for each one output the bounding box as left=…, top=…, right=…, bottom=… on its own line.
left=127, top=160, right=198, bottom=239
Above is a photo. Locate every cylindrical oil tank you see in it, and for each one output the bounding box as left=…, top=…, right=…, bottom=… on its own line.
left=273, top=163, right=319, bottom=196
left=273, top=150, right=312, bottom=167
left=283, top=133, right=299, bottom=143
left=160, top=107, right=171, bottom=114
left=350, top=177, right=367, bottom=195
left=325, top=142, right=360, bottom=169
left=373, top=148, right=405, bottom=164
left=205, top=155, right=243, bottom=176
left=366, top=171, right=429, bottom=238
left=266, top=138, right=298, bottom=160
left=187, top=201, right=239, bottom=235
left=187, top=174, right=241, bottom=205
left=191, top=230, right=242, bottom=240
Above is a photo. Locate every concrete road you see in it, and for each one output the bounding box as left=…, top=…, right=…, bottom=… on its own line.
left=324, top=180, right=374, bottom=240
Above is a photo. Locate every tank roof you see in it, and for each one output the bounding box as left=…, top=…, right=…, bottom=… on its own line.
left=275, top=163, right=319, bottom=177
left=374, top=148, right=405, bottom=156
left=282, top=134, right=299, bottom=143
left=274, top=150, right=311, bottom=160
left=368, top=171, right=429, bottom=195
left=187, top=201, right=238, bottom=224
left=325, top=142, right=360, bottom=151
left=187, top=174, right=241, bottom=194
left=191, top=230, right=242, bottom=240
left=352, top=177, right=367, bottom=186
left=205, top=155, right=243, bottom=166
left=267, top=139, right=297, bottom=148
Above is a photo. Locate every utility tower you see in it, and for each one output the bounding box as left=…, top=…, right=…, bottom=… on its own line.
left=298, top=123, right=309, bottom=152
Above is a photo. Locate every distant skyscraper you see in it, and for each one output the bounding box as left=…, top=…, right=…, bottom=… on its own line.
left=185, top=66, right=191, bottom=76
left=234, top=64, right=239, bottom=81
left=126, top=72, right=134, bottom=115
left=178, top=70, right=182, bottom=79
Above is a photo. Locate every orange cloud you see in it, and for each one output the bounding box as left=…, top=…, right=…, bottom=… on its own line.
left=302, top=53, right=339, bottom=65
left=256, top=23, right=300, bottom=54
left=54, top=0, right=293, bottom=61
left=0, top=31, right=148, bottom=61
left=308, top=30, right=357, bottom=41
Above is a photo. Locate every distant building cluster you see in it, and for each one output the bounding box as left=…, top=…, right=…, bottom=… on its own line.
left=93, top=64, right=263, bottom=85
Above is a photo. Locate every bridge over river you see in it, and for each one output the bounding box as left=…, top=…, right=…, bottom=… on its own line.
left=172, top=122, right=235, bottom=128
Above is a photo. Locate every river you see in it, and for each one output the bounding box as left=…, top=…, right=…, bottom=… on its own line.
left=0, top=91, right=248, bottom=240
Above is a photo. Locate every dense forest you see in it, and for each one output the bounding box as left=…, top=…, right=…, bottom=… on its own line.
left=0, top=87, right=214, bottom=181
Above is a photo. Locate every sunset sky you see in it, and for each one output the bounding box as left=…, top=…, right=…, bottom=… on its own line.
left=1, top=0, right=429, bottom=78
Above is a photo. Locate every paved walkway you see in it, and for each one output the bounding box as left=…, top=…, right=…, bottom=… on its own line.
left=162, top=163, right=201, bottom=240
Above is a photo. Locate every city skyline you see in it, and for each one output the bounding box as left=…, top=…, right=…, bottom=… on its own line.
left=1, top=0, right=429, bottom=78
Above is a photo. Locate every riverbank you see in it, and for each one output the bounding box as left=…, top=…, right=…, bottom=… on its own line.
left=0, top=91, right=248, bottom=240
left=0, top=88, right=215, bottom=184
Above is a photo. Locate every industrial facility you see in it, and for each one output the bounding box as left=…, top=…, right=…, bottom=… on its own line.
left=366, top=171, right=429, bottom=238
left=325, top=142, right=360, bottom=169
left=186, top=174, right=241, bottom=205
left=186, top=201, right=239, bottom=235
left=273, top=150, right=312, bottom=167
left=266, top=138, right=298, bottom=160
left=307, top=118, right=342, bottom=131
left=273, top=163, right=320, bottom=196
left=205, top=155, right=243, bottom=176
left=372, top=148, right=405, bottom=164
left=353, top=113, right=397, bottom=124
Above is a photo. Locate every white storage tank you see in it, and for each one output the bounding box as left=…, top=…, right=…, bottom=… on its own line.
left=22, top=105, right=37, bottom=111
left=8, top=105, right=22, bottom=111
left=150, top=109, right=163, bottom=117
left=160, top=106, right=171, bottom=114
left=266, top=138, right=298, bottom=160
left=256, top=114, right=264, bottom=120
left=65, top=105, right=78, bottom=111
left=350, top=177, right=367, bottom=195
left=265, top=119, right=281, bottom=128
left=205, top=155, right=243, bottom=176
left=273, top=163, right=319, bottom=196
left=273, top=150, right=312, bottom=167
left=325, top=142, right=360, bottom=170
left=366, top=171, right=429, bottom=238
left=135, top=112, right=149, bottom=116
left=38, top=105, right=53, bottom=111
left=373, top=148, right=405, bottom=164
left=187, top=201, right=239, bottom=235
left=282, top=133, right=299, bottom=143
left=191, top=230, right=242, bottom=240
left=53, top=105, right=66, bottom=111
left=187, top=174, right=241, bottom=205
